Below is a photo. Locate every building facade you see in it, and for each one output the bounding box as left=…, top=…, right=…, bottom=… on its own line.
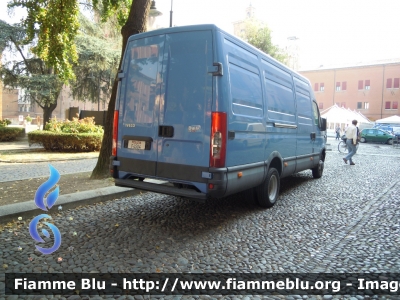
left=233, top=4, right=257, bottom=37
left=300, top=60, right=400, bottom=121
left=1, top=88, right=20, bottom=123
left=1, top=85, right=106, bottom=125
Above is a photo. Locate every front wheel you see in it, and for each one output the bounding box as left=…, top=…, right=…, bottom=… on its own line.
left=387, top=139, right=393, bottom=145
left=360, top=137, right=366, bottom=143
left=255, top=168, right=280, bottom=208
left=338, top=141, right=348, bottom=153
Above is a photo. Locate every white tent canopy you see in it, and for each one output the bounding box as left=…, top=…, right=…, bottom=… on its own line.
left=321, top=104, right=372, bottom=130
left=375, top=115, right=400, bottom=125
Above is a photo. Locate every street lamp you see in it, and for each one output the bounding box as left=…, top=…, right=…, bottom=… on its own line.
left=150, top=0, right=173, bottom=27
left=287, top=36, right=299, bottom=70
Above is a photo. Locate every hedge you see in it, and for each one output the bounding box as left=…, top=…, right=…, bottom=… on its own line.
left=0, top=127, right=25, bottom=142
left=28, top=130, right=103, bottom=152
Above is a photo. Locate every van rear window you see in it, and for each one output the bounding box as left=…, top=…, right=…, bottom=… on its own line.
left=123, top=37, right=164, bottom=125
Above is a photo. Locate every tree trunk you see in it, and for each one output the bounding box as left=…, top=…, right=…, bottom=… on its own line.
left=42, top=102, right=58, bottom=128
left=90, top=0, right=151, bottom=179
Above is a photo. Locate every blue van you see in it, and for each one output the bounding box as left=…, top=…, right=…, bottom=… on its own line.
left=110, top=24, right=327, bottom=208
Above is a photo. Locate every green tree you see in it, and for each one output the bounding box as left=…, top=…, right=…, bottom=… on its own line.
left=7, top=0, right=80, bottom=82
left=4, top=0, right=154, bottom=178
left=240, top=21, right=288, bottom=64
left=0, top=20, right=63, bottom=127
left=3, top=0, right=81, bottom=127
left=70, top=13, right=121, bottom=109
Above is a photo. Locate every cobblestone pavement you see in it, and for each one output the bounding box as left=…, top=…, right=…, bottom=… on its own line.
left=0, top=159, right=97, bottom=182
left=1, top=143, right=400, bottom=299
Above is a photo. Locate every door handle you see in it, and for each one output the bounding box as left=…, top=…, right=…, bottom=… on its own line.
left=158, top=125, right=174, bottom=137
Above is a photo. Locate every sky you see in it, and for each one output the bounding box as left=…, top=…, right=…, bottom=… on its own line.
left=1, top=0, right=400, bottom=70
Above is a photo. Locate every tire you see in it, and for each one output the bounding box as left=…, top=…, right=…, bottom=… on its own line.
left=312, top=159, right=324, bottom=179
left=255, top=168, right=280, bottom=208
left=360, top=137, right=366, bottom=143
left=387, top=139, right=393, bottom=145
left=338, top=141, right=348, bottom=153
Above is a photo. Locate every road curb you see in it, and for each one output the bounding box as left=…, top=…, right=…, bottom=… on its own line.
left=0, top=186, right=141, bottom=224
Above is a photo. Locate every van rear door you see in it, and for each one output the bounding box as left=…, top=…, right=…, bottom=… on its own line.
left=157, top=31, right=213, bottom=182
left=118, top=31, right=214, bottom=183
left=117, top=35, right=165, bottom=177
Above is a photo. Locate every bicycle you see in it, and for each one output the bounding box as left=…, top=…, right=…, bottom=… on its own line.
left=338, top=139, right=359, bottom=153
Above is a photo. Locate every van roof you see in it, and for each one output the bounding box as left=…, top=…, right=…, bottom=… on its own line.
left=127, top=24, right=220, bottom=42
left=127, top=24, right=310, bottom=86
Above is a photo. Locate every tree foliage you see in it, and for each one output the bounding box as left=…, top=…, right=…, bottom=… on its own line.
left=70, top=13, right=121, bottom=106
left=240, top=21, right=288, bottom=64
left=90, top=0, right=132, bottom=27
left=7, top=0, right=80, bottom=82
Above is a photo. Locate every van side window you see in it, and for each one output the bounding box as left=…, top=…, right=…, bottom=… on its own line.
left=262, top=59, right=295, bottom=121
left=312, top=101, right=320, bottom=127
left=229, top=63, right=263, bottom=118
left=294, top=78, right=312, bottom=119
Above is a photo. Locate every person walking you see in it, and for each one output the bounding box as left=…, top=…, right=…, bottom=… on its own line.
left=343, top=120, right=358, bottom=165
left=335, top=125, right=341, bottom=140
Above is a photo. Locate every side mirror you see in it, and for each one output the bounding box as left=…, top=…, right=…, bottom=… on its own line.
left=320, top=118, right=327, bottom=131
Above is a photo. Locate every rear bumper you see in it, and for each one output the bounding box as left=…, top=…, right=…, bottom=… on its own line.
left=114, top=178, right=208, bottom=202
left=110, top=156, right=265, bottom=200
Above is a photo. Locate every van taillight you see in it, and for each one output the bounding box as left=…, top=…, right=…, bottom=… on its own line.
left=210, top=112, right=227, bottom=168
left=112, top=110, right=119, bottom=156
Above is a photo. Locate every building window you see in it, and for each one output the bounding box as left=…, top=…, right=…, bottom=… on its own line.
left=364, top=102, right=369, bottom=109
left=336, top=82, right=341, bottom=91
left=358, top=80, right=363, bottom=90
left=342, top=81, right=347, bottom=90
left=393, top=102, right=398, bottom=109
left=387, top=78, right=392, bottom=88
left=385, top=101, right=391, bottom=109
left=318, top=102, right=323, bottom=109
left=341, top=102, right=346, bottom=108
left=365, top=80, right=370, bottom=90
left=320, top=83, right=324, bottom=91
left=394, top=78, right=400, bottom=89
left=357, top=102, right=362, bottom=109
left=314, top=83, right=319, bottom=91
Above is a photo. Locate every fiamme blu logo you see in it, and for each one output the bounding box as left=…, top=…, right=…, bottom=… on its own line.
left=29, top=164, right=62, bottom=255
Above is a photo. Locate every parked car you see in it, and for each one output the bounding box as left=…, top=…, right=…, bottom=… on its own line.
left=360, top=128, right=395, bottom=144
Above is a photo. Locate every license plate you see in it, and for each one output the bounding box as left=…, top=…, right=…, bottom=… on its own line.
left=128, top=140, right=145, bottom=150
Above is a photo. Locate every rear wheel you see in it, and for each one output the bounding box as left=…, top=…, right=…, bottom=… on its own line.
left=338, top=141, right=348, bottom=153
left=255, top=168, right=280, bottom=208
left=312, top=159, right=324, bottom=179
